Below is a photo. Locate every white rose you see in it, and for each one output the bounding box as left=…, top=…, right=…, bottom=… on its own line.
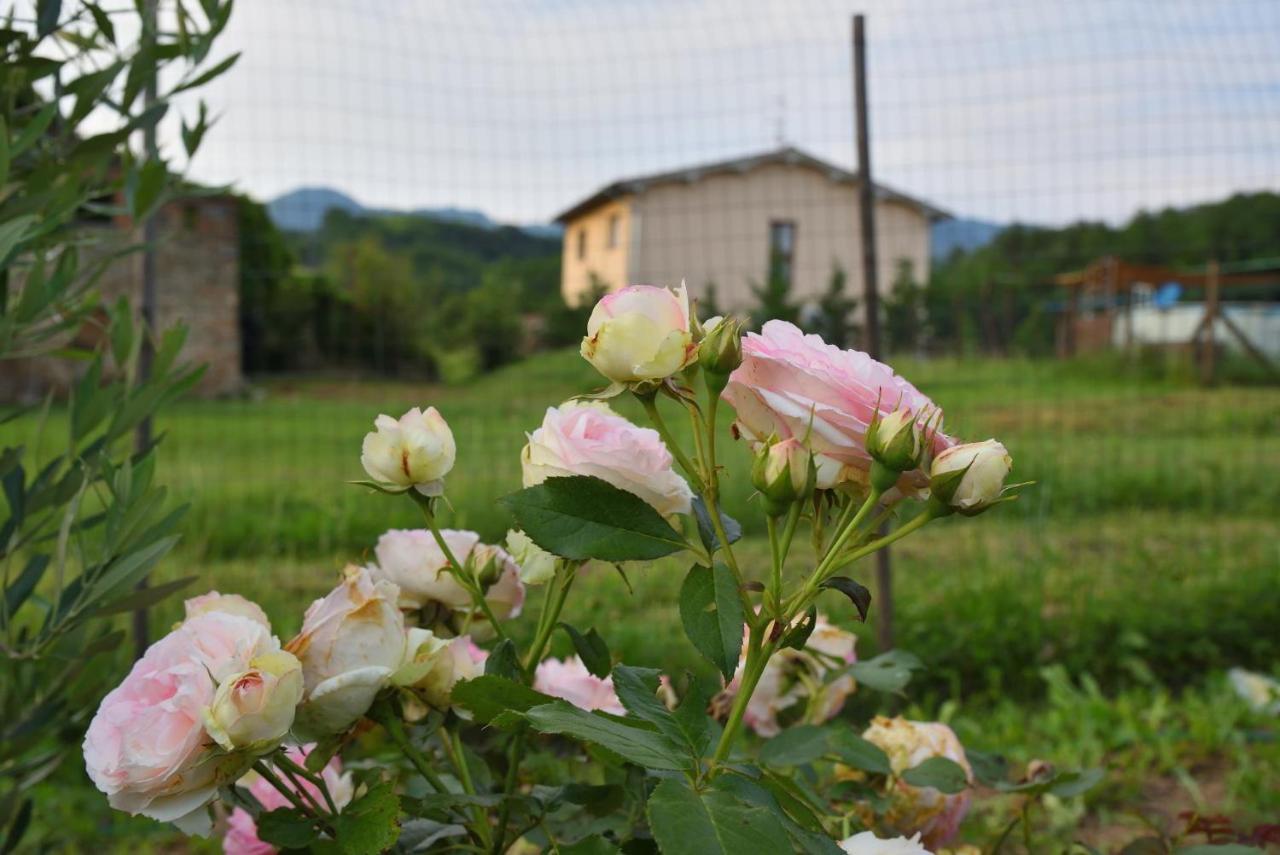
left=373, top=528, right=477, bottom=610
left=580, top=283, right=696, bottom=383
left=929, top=439, right=1012, bottom=513
left=360, top=406, right=456, bottom=496
left=505, top=529, right=558, bottom=585
left=201, top=650, right=304, bottom=752
left=837, top=831, right=932, bottom=855
left=286, top=566, right=406, bottom=738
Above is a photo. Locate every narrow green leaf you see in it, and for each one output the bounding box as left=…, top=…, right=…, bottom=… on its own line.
left=679, top=564, right=744, bottom=680
left=901, top=756, right=968, bottom=794
left=0, top=115, right=9, bottom=186
left=559, top=623, right=611, bottom=678
left=168, top=51, right=241, bottom=96
left=0, top=216, right=38, bottom=268
left=646, top=778, right=791, bottom=855
left=818, top=576, right=871, bottom=622
left=127, top=158, right=166, bottom=221
left=500, top=476, right=688, bottom=562
left=36, top=0, right=61, bottom=38
left=2, top=555, right=50, bottom=626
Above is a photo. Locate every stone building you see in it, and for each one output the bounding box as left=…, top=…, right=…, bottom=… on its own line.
left=0, top=194, right=242, bottom=401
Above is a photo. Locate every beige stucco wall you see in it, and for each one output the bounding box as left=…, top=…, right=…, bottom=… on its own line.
left=561, top=197, right=633, bottom=306
left=561, top=163, right=931, bottom=324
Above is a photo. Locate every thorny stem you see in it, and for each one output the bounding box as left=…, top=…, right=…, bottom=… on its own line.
left=782, top=488, right=882, bottom=615
left=522, top=563, right=577, bottom=675
left=711, top=621, right=775, bottom=764
left=275, top=752, right=339, bottom=815
left=254, top=760, right=337, bottom=838
left=412, top=494, right=510, bottom=643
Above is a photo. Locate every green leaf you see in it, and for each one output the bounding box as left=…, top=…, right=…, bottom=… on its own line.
left=679, top=564, right=744, bottom=681
left=500, top=476, right=688, bottom=562
left=0, top=116, right=9, bottom=187
left=168, top=51, right=241, bottom=96
left=560, top=835, right=621, bottom=855
left=0, top=216, right=38, bottom=268
left=829, top=730, right=892, bottom=776
left=818, top=577, right=871, bottom=622
left=521, top=701, right=687, bottom=771
left=255, top=808, right=320, bottom=849
left=451, top=676, right=555, bottom=726
left=332, top=781, right=400, bottom=855
left=901, top=756, right=968, bottom=794
left=36, top=0, right=61, bottom=38
left=847, top=649, right=923, bottom=694
left=560, top=623, right=611, bottom=678
left=126, top=158, right=166, bottom=221
left=1048, top=767, right=1105, bottom=798
left=611, top=665, right=703, bottom=758
left=646, top=778, right=791, bottom=855
left=964, top=749, right=1009, bottom=787
left=483, top=639, right=521, bottom=681
left=692, top=496, right=742, bottom=553
left=718, top=773, right=841, bottom=853
left=779, top=607, right=817, bottom=651
left=1, top=555, right=46, bottom=627
left=759, top=726, right=829, bottom=768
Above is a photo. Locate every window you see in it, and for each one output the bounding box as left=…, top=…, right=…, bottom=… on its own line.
left=607, top=214, right=620, bottom=249
left=577, top=227, right=587, bottom=260
left=768, top=220, right=796, bottom=289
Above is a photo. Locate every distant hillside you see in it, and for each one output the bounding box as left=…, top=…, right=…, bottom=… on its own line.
left=931, top=217, right=1004, bottom=259
left=268, top=186, right=559, bottom=239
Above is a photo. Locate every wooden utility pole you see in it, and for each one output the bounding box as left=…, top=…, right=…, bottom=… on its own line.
left=133, top=0, right=159, bottom=659
left=853, top=14, right=894, bottom=651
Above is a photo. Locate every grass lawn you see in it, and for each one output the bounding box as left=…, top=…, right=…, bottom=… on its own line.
left=11, top=349, right=1280, bottom=850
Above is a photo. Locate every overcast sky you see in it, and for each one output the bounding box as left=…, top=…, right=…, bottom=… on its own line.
left=159, top=0, right=1280, bottom=227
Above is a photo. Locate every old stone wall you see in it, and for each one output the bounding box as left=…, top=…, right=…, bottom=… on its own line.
left=0, top=195, right=242, bottom=402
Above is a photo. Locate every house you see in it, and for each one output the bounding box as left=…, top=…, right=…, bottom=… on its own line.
left=554, top=146, right=947, bottom=323
left=0, top=195, right=242, bottom=402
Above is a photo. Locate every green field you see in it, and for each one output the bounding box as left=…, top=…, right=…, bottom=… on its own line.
left=14, top=349, right=1280, bottom=850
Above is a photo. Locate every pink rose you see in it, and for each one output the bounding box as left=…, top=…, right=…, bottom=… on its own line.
left=84, top=606, right=278, bottom=834
left=533, top=656, right=624, bottom=715
left=522, top=401, right=693, bottom=517
left=862, top=716, right=973, bottom=848
left=223, top=745, right=355, bottom=855
left=184, top=591, right=271, bottom=628
left=723, top=320, right=953, bottom=492
left=373, top=528, right=480, bottom=610
left=581, top=283, right=696, bottom=383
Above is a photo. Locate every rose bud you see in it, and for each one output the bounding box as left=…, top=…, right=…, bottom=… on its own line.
left=866, top=407, right=931, bottom=475
left=580, top=283, right=697, bottom=385
left=202, top=650, right=304, bottom=753
left=751, top=437, right=816, bottom=516
left=286, top=566, right=407, bottom=739
left=929, top=439, right=1013, bottom=515
left=697, top=315, right=744, bottom=381
left=360, top=406, right=456, bottom=496
left=393, top=630, right=487, bottom=710
left=505, top=529, right=557, bottom=586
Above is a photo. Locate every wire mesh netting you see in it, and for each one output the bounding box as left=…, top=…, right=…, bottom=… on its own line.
left=7, top=0, right=1280, bottom=698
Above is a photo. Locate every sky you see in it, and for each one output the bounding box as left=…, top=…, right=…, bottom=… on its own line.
left=148, top=0, right=1280, bottom=228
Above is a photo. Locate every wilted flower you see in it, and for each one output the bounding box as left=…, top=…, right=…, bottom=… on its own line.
left=837, top=831, right=931, bottom=855
left=222, top=745, right=354, bottom=855
left=722, top=320, right=953, bottom=494
left=1228, top=667, right=1280, bottom=715
left=394, top=630, right=488, bottom=710
left=505, top=529, right=558, bottom=585
left=83, top=605, right=279, bottom=834
left=360, top=406, right=456, bottom=496
left=202, top=650, right=304, bottom=753
left=581, top=283, right=696, bottom=384
left=286, top=566, right=406, bottom=738
left=534, top=656, right=624, bottom=715
left=929, top=439, right=1012, bottom=514
left=862, top=716, right=973, bottom=849
left=719, top=616, right=857, bottom=737
left=522, top=401, right=693, bottom=518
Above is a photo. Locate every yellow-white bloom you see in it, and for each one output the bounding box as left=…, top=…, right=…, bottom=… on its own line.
left=393, top=629, right=487, bottom=710
left=360, top=406, right=456, bottom=496
left=929, top=439, right=1012, bottom=513
left=505, top=529, right=558, bottom=585
left=581, top=283, right=695, bottom=384
left=201, top=650, right=304, bottom=752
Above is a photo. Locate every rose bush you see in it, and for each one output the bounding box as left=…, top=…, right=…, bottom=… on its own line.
left=83, top=281, right=1086, bottom=854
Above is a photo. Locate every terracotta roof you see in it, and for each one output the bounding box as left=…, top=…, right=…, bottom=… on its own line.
left=553, top=145, right=949, bottom=223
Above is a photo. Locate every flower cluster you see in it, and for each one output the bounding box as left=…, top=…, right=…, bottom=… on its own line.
left=82, top=280, right=1031, bottom=854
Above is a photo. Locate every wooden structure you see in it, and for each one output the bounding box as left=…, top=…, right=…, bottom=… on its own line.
left=1052, top=256, right=1278, bottom=383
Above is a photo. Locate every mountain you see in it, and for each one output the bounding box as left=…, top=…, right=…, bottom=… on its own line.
left=267, top=186, right=560, bottom=239
left=931, top=217, right=1004, bottom=259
